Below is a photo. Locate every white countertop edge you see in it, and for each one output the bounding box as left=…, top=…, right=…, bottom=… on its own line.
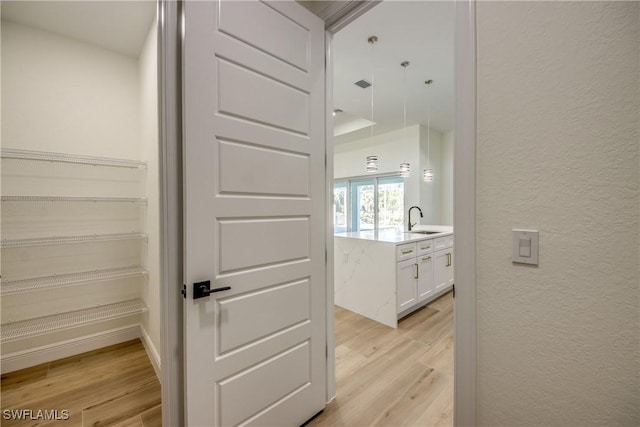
left=334, top=225, right=453, bottom=244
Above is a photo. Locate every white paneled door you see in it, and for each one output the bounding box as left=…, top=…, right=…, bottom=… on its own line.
left=182, top=1, right=326, bottom=426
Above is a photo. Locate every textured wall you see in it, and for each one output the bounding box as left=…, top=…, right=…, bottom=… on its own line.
left=476, top=2, right=639, bottom=426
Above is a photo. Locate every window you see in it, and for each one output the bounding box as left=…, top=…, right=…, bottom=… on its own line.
left=333, top=175, right=404, bottom=233
left=333, top=182, right=347, bottom=233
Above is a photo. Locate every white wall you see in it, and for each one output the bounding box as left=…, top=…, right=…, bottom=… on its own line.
left=138, top=19, right=161, bottom=360
left=334, top=125, right=453, bottom=227
left=476, top=2, right=639, bottom=426
left=419, top=126, right=443, bottom=225
left=1, top=20, right=139, bottom=158
left=334, top=126, right=421, bottom=227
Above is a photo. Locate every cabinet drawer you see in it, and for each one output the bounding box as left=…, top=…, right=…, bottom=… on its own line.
left=434, top=235, right=453, bottom=251
left=396, top=242, right=417, bottom=261
left=416, top=239, right=434, bottom=256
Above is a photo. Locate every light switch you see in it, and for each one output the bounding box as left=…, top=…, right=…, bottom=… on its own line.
left=519, top=237, right=531, bottom=257
left=513, top=229, right=538, bottom=265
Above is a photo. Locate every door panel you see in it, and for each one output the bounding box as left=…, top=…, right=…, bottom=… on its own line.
left=217, top=278, right=310, bottom=354
left=219, top=140, right=310, bottom=197
left=183, top=1, right=326, bottom=425
left=218, top=341, right=311, bottom=426
left=217, top=58, right=310, bottom=134
left=217, top=0, right=310, bottom=71
left=218, top=217, right=309, bottom=272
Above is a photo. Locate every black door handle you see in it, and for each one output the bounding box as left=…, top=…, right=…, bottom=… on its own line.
left=193, top=280, right=231, bottom=299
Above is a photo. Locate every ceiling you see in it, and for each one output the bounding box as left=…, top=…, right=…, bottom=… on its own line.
left=2, top=0, right=452, bottom=141
left=331, top=1, right=454, bottom=144
left=1, top=1, right=156, bottom=57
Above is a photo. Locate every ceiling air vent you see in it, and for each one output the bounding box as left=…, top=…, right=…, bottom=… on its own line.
left=354, top=79, right=371, bottom=89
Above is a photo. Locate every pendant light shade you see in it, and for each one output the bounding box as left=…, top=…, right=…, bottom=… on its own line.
left=423, top=168, right=433, bottom=182
left=366, top=36, right=378, bottom=173
left=400, top=162, right=410, bottom=177
left=367, top=155, right=379, bottom=172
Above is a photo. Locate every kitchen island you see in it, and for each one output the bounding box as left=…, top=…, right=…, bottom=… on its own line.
left=334, top=226, right=454, bottom=328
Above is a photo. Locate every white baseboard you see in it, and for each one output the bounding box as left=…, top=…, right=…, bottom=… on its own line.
left=138, top=325, right=161, bottom=381
left=0, top=325, right=140, bottom=374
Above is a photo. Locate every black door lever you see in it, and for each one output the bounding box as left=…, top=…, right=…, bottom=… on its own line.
left=193, top=280, right=231, bottom=299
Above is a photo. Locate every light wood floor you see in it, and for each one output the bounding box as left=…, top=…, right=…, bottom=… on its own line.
left=1, top=339, right=161, bottom=427
left=1, top=293, right=452, bottom=427
left=308, top=291, right=454, bottom=427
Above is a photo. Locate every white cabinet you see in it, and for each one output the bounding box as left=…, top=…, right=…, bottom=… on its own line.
left=417, top=253, right=434, bottom=302
left=433, top=235, right=454, bottom=294
left=397, top=235, right=452, bottom=317
left=335, top=231, right=453, bottom=328
left=396, top=237, right=437, bottom=314
left=396, top=258, right=418, bottom=312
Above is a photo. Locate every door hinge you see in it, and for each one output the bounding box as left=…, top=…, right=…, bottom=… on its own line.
left=452, top=284, right=455, bottom=298
left=181, top=284, right=186, bottom=299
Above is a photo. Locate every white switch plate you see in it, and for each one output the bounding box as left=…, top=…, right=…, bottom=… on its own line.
left=513, top=229, right=538, bottom=265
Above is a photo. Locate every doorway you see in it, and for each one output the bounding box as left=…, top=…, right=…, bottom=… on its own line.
left=314, top=1, right=457, bottom=425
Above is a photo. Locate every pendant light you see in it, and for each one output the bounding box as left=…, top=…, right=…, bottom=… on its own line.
left=423, top=79, right=434, bottom=182
left=366, top=36, right=379, bottom=173
left=399, top=61, right=410, bottom=178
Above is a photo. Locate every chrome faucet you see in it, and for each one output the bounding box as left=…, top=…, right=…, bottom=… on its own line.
left=408, top=206, right=423, bottom=231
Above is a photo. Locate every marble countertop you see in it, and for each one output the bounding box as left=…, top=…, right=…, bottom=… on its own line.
left=335, top=225, right=453, bottom=244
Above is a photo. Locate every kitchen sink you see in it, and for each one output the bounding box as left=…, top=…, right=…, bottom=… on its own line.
left=407, top=230, right=441, bottom=235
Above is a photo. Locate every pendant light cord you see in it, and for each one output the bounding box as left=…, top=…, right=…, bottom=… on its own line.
left=403, top=65, right=407, bottom=142
left=427, top=99, right=430, bottom=169
left=370, top=38, right=376, bottom=147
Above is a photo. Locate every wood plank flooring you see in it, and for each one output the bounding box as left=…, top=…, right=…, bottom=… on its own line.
left=308, top=291, right=454, bottom=427
left=1, top=293, right=452, bottom=427
left=1, top=339, right=161, bottom=427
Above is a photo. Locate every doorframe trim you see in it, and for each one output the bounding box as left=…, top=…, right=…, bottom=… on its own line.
left=453, top=1, right=477, bottom=426
left=158, top=0, right=184, bottom=425
left=324, top=30, right=336, bottom=403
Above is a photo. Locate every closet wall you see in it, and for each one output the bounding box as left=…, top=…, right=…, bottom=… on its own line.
left=1, top=16, right=160, bottom=372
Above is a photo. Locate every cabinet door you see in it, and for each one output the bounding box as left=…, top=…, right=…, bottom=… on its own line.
left=396, top=258, right=418, bottom=312
left=417, top=254, right=434, bottom=302
left=434, top=249, right=450, bottom=293
left=446, top=249, right=455, bottom=287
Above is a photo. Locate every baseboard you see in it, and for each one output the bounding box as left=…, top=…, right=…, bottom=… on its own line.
left=138, top=325, right=161, bottom=381
left=0, top=325, right=140, bottom=374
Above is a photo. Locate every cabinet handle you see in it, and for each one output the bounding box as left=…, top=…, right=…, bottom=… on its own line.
left=415, top=263, right=419, bottom=279
left=422, top=256, right=431, bottom=261
left=402, top=249, right=413, bottom=255
left=446, top=253, right=452, bottom=267
left=421, top=245, right=431, bottom=250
